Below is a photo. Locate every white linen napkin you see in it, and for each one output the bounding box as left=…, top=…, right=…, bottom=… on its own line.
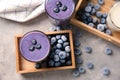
left=0, top=0, right=45, bottom=22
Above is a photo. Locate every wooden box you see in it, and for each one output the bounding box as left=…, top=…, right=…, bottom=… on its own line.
left=15, top=30, right=76, bottom=74
left=71, top=0, right=120, bottom=46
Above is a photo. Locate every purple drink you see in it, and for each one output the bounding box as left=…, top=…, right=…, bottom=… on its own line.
left=20, top=31, right=50, bottom=62
left=45, top=0, right=75, bottom=25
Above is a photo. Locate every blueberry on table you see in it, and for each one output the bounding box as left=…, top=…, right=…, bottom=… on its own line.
left=74, top=40, right=80, bottom=47
left=35, top=63, right=41, bottom=69
left=32, top=39, right=37, bottom=45
left=102, top=67, right=110, bottom=76
left=97, top=24, right=105, bottom=31
left=61, top=5, right=68, bottom=11
left=65, top=46, right=71, bottom=52
left=53, top=7, right=60, bottom=13
left=105, top=47, right=112, bottom=55
left=85, top=47, right=92, bottom=53
left=85, top=6, right=92, bottom=13
left=56, top=1, right=62, bottom=7
left=78, top=66, right=86, bottom=74
left=55, top=62, right=61, bottom=67
left=54, top=54, right=60, bottom=62
left=61, top=35, right=67, bottom=41
left=72, top=69, right=80, bottom=77
left=88, top=23, right=95, bottom=28
left=74, top=48, right=82, bottom=56
left=56, top=43, right=62, bottom=49
left=105, top=29, right=112, bottom=35
left=48, top=60, right=55, bottom=67
left=94, top=4, right=101, bottom=10
left=63, top=42, right=69, bottom=47
left=96, top=11, right=102, bottom=18
left=35, top=44, right=41, bottom=50
left=29, top=45, right=35, bottom=51
left=86, top=62, right=94, bottom=69
left=100, top=18, right=106, bottom=24
left=58, top=51, right=67, bottom=59
left=98, top=0, right=104, bottom=5
left=76, top=58, right=83, bottom=64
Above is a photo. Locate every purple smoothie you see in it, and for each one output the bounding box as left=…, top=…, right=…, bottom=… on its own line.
left=45, top=0, right=75, bottom=25
left=20, top=31, right=50, bottom=62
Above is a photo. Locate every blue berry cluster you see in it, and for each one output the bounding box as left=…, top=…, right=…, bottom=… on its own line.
left=77, top=0, right=112, bottom=35
left=53, top=1, right=68, bottom=13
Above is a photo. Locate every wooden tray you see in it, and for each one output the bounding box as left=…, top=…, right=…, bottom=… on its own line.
left=71, top=0, right=120, bottom=46
left=15, top=30, right=76, bottom=74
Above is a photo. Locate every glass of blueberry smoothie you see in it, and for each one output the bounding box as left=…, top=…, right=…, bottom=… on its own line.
left=19, top=30, right=50, bottom=62
left=45, top=0, right=75, bottom=25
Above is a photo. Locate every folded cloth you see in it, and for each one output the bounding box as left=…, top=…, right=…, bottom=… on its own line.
left=0, top=0, right=45, bottom=22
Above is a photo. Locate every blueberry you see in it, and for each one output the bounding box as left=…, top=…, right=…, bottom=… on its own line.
left=56, top=43, right=62, bottom=49
left=66, top=52, right=70, bottom=57
left=86, top=62, right=94, bottom=69
left=102, top=67, right=110, bottom=76
left=100, top=18, right=106, bottom=24
left=29, top=45, right=35, bottom=51
left=94, top=4, right=100, bottom=10
left=35, top=44, right=41, bottom=50
left=56, top=1, right=62, bottom=7
left=78, top=66, right=86, bottom=74
left=48, top=36, right=51, bottom=39
left=63, top=42, right=69, bottom=47
left=56, top=35, right=61, bottom=39
left=87, top=17, right=93, bottom=23
left=97, top=24, right=105, bottom=31
left=105, top=47, right=112, bottom=55
left=102, top=13, right=108, bottom=18
left=72, top=69, right=80, bottom=77
left=65, top=46, right=71, bottom=52
left=32, top=39, right=37, bottom=45
left=58, top=51, right=66, bottom=59
left=54, top=55, right=60, bottom=62
left=85, top=6, right=92, bottom=13
left=93, top=17, right=98, bottom=24
left=88, top=23, right=95, bottom=27
left=74, top=48, right=82, bottom=56
left=75, top=31, right=82, bottom=37
left=48, top=60, right=55, bottom=67
left=51, top=37, right=57, bottom=44
left=55, top=49, right=61, bottom=54
left=61, top=35, right=67, bottom=41
left=60, top=59, right=66, bottom=63
left=81, top=14, right=87, bottom=20
left=105, top=29, right=112, bottom=35
left=55, top=62, right=61, bottom=67
left=56, top=26, right=61, bottom=31
left=96, top=11, right=102, bottom=18
left=58, top=39, right=63, bottom=44
left=85, top=13, right=91, bottom=17
left=98, top=0, right=104, bottom=5
left=61, top=5, right=68, bottom=11
left=53, top=7, right=60, bottom=13
left=35, top=63, right=41, bottom=69
left=85, top=47, right=92, bottom=53
left=74, top=40, right=80, bottom=47
left=76, top=58, right=83, bottom=64
left=50, top=26, right=56, bottom=31
left=66, top=60, right=72, bottom=65
left=87, top=2, right=94, bottom=7
left=91, top=8, right=96, bottom=14
left=49, top=52, right=55, bottom=58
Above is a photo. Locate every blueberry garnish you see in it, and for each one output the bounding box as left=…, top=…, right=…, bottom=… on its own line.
left=61, top=5, right=68, bottom=11
left=29, top=45, right=35, bottom=51
left=32, top=39, right=37, bottom=45
left=35, top=44, right=41, bottom=50
left=53, top=7, right=60, bottom=13
left=56, top=1, right=62, bottom=7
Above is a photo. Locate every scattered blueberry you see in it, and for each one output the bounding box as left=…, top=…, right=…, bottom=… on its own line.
left=105, top=47, right=112, bottom=55
left=74, top=48, right=82, bottom=56
left=78, top=66, right=86, bottom=74
left=61, top=5, right=68, bottom=11
left=100, top=18, right=106, bottom=24
left=85, top=6, right=92, bottom=13
left=58, top=39, right=63, bottom=44
left=102, top=67, right=110, bottom=76
left=86, top=62, right=94, bottom=69
left=58, top=51, right=67, bottom=59
left=75, top=31, right=82, bottom=37
left=105, top=29, right=112, bottom=35
left=63, top=42, right=69, bottom=47
left=56, top=1, right=62, bottom=7
left=53, top=7, right=60, bottom=13
left=74, top=40, right=80, bottom=47
left=54, top=55, right=60, bottom=62
left=32, top=39, right=37, bottom=45
left=97, top=24, right=105, bottom=31
left=98, top=0, right=104, bottom=5
left=76, top=58, right=83, bottom=64
left=56, top=43, right=62, bottom=49
left=88, top=23, right=95, bottom=27
left=96, top=11, right=102, bottom=18
left=65, top=46, right=71, bottom=52
left=94, top=4, right=101, bottom=10
left=29, top=45, right=35, bottom=51
left=48, top=60, right=55, bottom=67
left=35, top=44, right=41, bottom=50
left=72, top=69, right=80, bottom=77
left=85, top=47, right=92, bottom=53
left=61, top=35, right=67, bottom=41
left=35, top=63, right=41, bottom=69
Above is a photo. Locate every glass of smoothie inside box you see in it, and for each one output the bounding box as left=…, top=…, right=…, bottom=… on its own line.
left=45, top=0, right=75, bottom=25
